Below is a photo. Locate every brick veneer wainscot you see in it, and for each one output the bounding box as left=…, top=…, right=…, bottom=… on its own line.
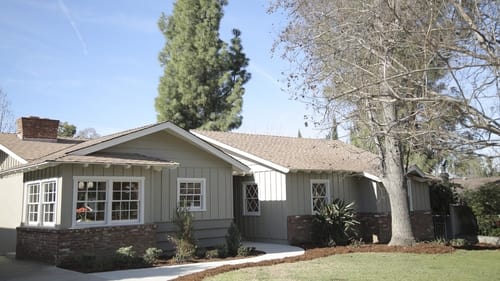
left=357, top=211, right=435, bottom=243
left=16, top=224, right=157, bottom=265
left=287, top=211, right=434, bottom=244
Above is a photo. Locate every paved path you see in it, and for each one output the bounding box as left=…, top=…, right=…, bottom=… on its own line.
left=0, top=255, right=105, bottom=281
left=91, top=242, right=304, bottom=281
left=0, top=242, right=304, bottom=281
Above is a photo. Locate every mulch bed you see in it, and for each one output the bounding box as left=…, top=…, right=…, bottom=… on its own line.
left=174, top=243, right=499, bottom=281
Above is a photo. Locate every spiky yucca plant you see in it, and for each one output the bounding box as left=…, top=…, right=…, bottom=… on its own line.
left=314, top=199, right=359, bottom=246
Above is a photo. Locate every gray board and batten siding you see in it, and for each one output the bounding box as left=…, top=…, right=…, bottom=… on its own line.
left=235, top=170, right=382, bottom=243
left=0, top=150, right=22, bottom=170
left=17, top=130, right=236, bottom=249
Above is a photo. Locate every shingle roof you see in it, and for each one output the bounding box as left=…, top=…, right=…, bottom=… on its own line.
left=194, top=130, right=380, bottom=174
left=0, top=133, right=83, bottom=161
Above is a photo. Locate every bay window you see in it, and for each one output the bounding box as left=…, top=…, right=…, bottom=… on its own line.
left=73, top=177, right=144, bottom=226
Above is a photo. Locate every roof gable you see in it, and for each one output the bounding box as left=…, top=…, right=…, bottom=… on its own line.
left=0, top=122, right=249, bottom=176
left=69, top=122, right=248, bottom=172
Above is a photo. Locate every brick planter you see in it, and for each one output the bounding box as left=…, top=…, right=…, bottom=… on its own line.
left=287, top=215, right=316, bottom=245
left=16, top=224, right=157, bottom=265
left=287, top=211, right=434, bottom=244
left=357, top=211, right=434, bottom=243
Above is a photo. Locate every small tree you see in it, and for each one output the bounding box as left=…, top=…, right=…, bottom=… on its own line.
left=75, top=128, right=100, bottom=139
left=225, top=222, right=241, bottom=257
left=58, top=121, right=77, bottom=137
left=169, top=206, right=197, bottom=262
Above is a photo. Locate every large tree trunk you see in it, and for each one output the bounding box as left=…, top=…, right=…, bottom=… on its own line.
left=382, top=102, right=416, bottom=246
left=383, top=144, right=416, bottom=246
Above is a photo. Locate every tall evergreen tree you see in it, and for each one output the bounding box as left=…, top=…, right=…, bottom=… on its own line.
left=155, top=0, right=250, bottom=131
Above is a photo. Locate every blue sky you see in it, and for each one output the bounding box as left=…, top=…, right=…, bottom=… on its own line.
left=0, top=0, right=324, bottom=138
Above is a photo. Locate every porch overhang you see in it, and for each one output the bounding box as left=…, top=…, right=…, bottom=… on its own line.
left=0, top=152, right=179, bottom=177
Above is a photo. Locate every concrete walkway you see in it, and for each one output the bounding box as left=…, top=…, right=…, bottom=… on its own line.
left=0, top=254, right=105, bottom=281
left=0, top=242, right=304, bottom=281
left=91, top=242, right=304, bottom=281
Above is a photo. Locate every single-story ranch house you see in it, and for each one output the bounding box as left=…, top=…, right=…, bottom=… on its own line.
left=0, top=117, right=434, bottom=264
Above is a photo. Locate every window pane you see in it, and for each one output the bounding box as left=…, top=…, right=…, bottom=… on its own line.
left=311, top=181, right=328, bottom=213
left=76, top=181, right=106, bottom=223
left=244, top=183, right=259, bottom=214
left=111, top=181, right=140, bottom=221
left=178, top=179, right=204, bottom=210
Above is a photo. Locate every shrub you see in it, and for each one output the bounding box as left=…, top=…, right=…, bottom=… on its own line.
left=115, top=246, right=140, bottom=267
left=449, top=238, right=468, bottom=247
left=169, top=206, right=198, bottom=262
left=313, top=199, right=359, bottom=246
left=429, top=181, right=461, bottom=215
left=349, top=239, right=365, bottom=248
left=173, top=239, right=196, bottom=262
left=58, top=253, right=113, bottom=273
left=225, top=222, right=241, bottom=257
left=430, top=237, right=449, bottom=246
left=237, top=246, right=253, bottom=256
left=462, top=182, right=500, bottom=237
left=142, top=247, right=163, bottom=266
left=205, top=249, right=220, bottom=259
left=217, top=244, right=228, bottom=258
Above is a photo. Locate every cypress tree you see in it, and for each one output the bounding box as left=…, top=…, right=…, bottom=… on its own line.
left=155, top=0, right=250, bottom=131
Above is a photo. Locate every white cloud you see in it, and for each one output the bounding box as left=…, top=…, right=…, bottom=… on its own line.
left=58, top=0, right=88, bottom=56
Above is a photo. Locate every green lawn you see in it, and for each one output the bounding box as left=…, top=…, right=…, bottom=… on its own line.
left=206, top=250, right=500, bottom=281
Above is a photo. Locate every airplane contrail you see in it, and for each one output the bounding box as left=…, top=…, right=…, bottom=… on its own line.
left=58, top=0, right=88, bottom=56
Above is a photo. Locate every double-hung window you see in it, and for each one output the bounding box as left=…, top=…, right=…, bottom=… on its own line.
left=242, top=182, right=260, bottom=216
left=73, top=177, right=143, bottom=226
left=25, top=179, right=57, bottom=227
left=311, top=179, right=330, bottom=213
left=177, top=178, right=206, bottom=211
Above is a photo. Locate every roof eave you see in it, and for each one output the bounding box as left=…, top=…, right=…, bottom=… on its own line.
left=0, top=143, right=28, bottom=164
left=0, top=160, right=179, bottom=178
left=287, top=169, right=382, bottom=182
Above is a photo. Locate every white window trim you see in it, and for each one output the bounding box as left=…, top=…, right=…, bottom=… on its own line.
left=242, top=181, right=260, bottom=216
left=310, top=179, right=330, bottom=214
left=177, top=178, right=207, bottom=212
left=24, top=178, right=58, bottom=227
left=72, top=176, right=145, bottom=228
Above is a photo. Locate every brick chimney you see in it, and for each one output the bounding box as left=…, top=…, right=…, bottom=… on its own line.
left=16, top=117, right=60, bottom=142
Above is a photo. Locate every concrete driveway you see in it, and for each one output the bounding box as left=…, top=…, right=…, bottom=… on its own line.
left=0, top=242, right=304, bottom=281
